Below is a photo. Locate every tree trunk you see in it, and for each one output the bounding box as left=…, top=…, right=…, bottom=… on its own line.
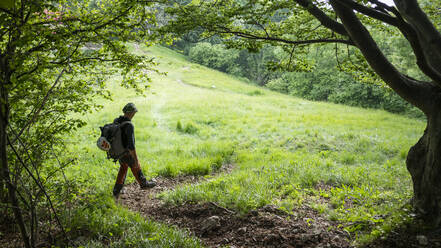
left=0, top=84, right=31, bottom=248
left=0, top=171, right=5, bottom=204
left=407, top=101, right=441, bottom=227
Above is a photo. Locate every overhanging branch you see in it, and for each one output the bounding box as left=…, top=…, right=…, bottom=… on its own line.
left=333, top=0, right=399, bottom=26
left=215, top=26, right=354, bottom=46
left=333, top=0, right=441, bottom=83
left=394, top=0, right=441, bottom=77
left=294, top=0, right=348, bottom=36
left=330, top=0, right=432, bottom=113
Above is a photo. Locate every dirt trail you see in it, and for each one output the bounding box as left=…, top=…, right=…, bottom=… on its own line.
left=117, top=164, right=354, bottom=248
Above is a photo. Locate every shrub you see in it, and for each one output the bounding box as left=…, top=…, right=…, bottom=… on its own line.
left=188, top=43, right=240, bottom=76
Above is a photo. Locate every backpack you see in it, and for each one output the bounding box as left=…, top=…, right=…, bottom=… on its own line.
left=97, top=121, right=132, bottom=161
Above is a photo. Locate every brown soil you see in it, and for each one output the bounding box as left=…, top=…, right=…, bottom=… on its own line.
left=118, top=173, right=441, bottom=248
left=118, top=175, right=353, bottom=248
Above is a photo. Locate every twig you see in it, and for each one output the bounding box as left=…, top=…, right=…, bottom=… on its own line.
left=11, top=68, right=66, bottom=145
left=6, top=135, right=67, bottom=240
left=209, top=201, right=235, bottom=214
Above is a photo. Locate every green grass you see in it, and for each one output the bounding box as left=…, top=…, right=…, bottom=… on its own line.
left=65, top=44, right=425, bottom=246
left=65, top=193, right=202, bottom=248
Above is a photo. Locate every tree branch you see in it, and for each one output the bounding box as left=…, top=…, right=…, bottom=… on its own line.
left=294, top=0, right=348, bottom=36
left=49, top=37, right=84, bottom=65
left=11, top=69, right=65, bottom=145
left=216, top=26, right=354, bottom=46
left=394, top=15, right=441, bottom=83
left=50, top=57, right=122, bottom=65
left=70, top=6, right=134, bottom=36
left=7, top=135, right=67, bottom=241
left=330, top=0, right=432, bottom=113
left=394, top=0, right=441, bottom=84
left=344, top=0, right=441, bottom=83
left=395, top=0, right=441, bottom=58
left=333, top=0, right=399, bottom=26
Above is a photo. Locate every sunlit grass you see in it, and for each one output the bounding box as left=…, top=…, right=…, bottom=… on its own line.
left=66, top=44, right=425, bottom=245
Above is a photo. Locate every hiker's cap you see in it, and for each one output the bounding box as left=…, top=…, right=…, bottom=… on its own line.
left=123, top=103, right=138, bottom=113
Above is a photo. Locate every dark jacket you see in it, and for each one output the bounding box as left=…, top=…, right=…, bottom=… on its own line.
left=114, top=116, right=135, bottom=150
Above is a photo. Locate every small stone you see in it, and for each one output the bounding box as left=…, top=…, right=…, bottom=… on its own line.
left=201, top=216, right=221, bottom=233
left=313, top=228, right=322, bottom=236
left=416, top=235, right=429, bottom=246
left=237, top=227, right=247, bottom=234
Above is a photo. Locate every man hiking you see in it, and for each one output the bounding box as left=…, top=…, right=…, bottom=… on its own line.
left=113, top=103, right=156, bottom=197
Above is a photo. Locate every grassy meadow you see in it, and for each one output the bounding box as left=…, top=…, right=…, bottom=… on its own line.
left=65, top=44, right=425, bottom=247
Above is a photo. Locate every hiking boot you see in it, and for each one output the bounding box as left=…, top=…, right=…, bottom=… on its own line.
left=140, top=180, right=156, bottom=189
left=113, top=183, right=124, bottom=198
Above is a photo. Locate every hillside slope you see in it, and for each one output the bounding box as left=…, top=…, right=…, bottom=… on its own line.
left=67, top=44, right=425, bottom=247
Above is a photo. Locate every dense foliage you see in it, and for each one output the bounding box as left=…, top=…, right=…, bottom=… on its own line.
left=174, top=41, right=279, bottom=85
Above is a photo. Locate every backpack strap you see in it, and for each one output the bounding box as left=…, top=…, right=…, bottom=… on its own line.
left=118, top=120, right=133, bottom=152
left=119, top=121, right=132, bottom=127
left=117, top=121, right=132, bottom=136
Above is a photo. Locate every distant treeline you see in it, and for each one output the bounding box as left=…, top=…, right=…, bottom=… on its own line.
left=171, top=39, right=424, bottom=118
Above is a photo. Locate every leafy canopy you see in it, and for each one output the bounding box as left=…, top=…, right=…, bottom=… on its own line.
left=2, top=0, right=163, bottom=148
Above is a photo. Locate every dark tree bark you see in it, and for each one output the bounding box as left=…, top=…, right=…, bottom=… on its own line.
left=0, top=64, right=31, bottom=248
left=407, top=100, right=441, bottom=226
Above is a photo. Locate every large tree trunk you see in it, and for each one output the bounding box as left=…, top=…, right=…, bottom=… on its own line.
left=0, top=83, right=31, bottom=248
left=407, top=102, right=441, bottom=226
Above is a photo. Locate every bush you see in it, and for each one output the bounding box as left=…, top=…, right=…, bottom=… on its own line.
left=266, top=78, right=289, bottom=93
left=188, top=42, right=241, bottom=76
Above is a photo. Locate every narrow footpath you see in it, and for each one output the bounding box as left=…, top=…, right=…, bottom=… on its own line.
left=117, top=164, right=353, bottom=248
